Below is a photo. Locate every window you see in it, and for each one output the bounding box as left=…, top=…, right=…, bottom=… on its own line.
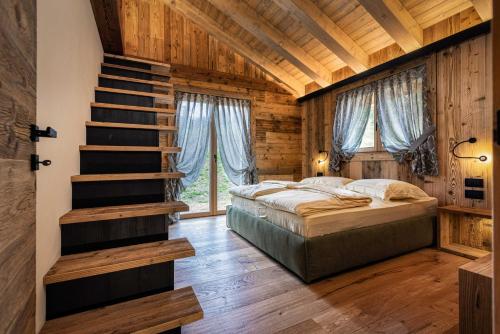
left=359, top=95, right=378, bottom=152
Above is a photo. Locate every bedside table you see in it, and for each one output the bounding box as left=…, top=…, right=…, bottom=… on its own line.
left=438, top=205, right=492, bottom=259
left=459, top=254, right=492, bottom=333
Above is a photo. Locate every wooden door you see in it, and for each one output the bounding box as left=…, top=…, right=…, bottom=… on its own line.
left=494, top=2, right=500, bottom=333
left=0, top=0, right=36, bottom=332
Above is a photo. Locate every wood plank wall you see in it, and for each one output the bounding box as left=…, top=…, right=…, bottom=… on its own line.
left=120, top=0, right=269, bottom=81
left=301, top=9, right=493, bottom=211
left=120, top=0, right=302, bottom=181
left=0, top=0, right=36, bottom=332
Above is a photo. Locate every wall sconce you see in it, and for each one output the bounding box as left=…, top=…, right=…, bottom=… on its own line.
left=451, top=137, right=487, bottom=162
left=318, top=150, right=329, bottom=164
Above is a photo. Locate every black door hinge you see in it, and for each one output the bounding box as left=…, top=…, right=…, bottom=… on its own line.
left=31, top=124, right=57, bottom=142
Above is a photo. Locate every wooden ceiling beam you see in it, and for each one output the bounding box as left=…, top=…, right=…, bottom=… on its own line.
left=161, top=0, right=304, bottom=96
left=358, top=0, right=423, bottom=53
left=207, top=0, right=331, bottom=87
left=470, top=0, right=492, bottom=20
left=272, top=0, right=368, bottom=73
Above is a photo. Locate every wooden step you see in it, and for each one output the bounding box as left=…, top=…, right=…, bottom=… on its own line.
left=86, top=121, right=177, bottom=131
left=91, top=102, right=176, bottom=114
left=99, top=74, right=173, bottom=88
left=79, top=145, right=182, bottom=153
left=44, top=238, right=194, bottom=284
left=102, top=62, right=170, bottom=77
left=60, top=202, right=189, bottom=225
left=95, top=87, right=173, bottom=100
left=104, top=53, right=171, bottom=69
left=41, top=286, right=202, bottom=334
left=71, top=172, right=184, bottom=182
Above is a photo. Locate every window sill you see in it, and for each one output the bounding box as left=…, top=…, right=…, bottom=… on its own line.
left=351, top=151, right=394, bottom=161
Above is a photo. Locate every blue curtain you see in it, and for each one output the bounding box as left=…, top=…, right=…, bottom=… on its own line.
left=375, top=65, right=438, bottom=176
left=329, top=84, right=374, bottom=172
left=214, top=97, right=257, bottom=185
left=165, top=92, right=213, bottom=205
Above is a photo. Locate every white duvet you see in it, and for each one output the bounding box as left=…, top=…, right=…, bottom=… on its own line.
left=256, top=184, right=372, bottom=217
left=229, top=180, right=298, bottom=200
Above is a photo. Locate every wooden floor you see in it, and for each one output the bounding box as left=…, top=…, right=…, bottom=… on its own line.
left=170, top=216, right=469, bottom=334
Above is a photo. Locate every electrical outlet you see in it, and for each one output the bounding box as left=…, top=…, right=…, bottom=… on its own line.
left=316, top=172, right=324, bottom=177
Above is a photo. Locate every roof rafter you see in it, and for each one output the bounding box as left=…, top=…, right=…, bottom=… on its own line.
left=358, top=0, right=423, bottom=53
left=207, top=0, right=331, bottom=87
left=161, top=0, right=304, bottom=96
left=272, top=0, right=369, bottom=73
left=470, top=0, right=492, bottom=20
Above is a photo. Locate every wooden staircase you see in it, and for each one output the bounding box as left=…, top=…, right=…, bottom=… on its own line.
left=41, top=53, right=202, bottom=333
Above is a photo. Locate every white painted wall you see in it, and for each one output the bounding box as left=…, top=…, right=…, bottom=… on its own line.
left=36, top=0, right=102, bottom=331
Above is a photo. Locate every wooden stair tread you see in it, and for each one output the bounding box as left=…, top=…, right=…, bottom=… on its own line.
left=41, top=286, right=202, bottom=334
left=102, top=62, right=170, bottom=77
left=44, top=239, right=194, bottom=284
left=79, top=145, right=182, bottom=153
left=91, top=102, right=176, bottom=114
left=60, top=202, right=189, bottom=225
left=86, top=121, right=177, bottom=131
left=71, top=172, right=184, bottom=182
left=99, top=74, right=173, bottom=87
left=95, top=87, right=173, bottom=99
left=104, top=53, right=172, bottom=69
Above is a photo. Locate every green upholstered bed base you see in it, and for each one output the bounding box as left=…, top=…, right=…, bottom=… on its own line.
left=226, top=206, right=436, bottom=283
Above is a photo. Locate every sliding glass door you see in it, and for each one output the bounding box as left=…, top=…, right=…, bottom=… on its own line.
left=181, top=120, right=232, bottom=218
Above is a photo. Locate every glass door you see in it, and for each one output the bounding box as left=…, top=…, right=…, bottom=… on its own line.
left=181, top=119, right=233, bottom=218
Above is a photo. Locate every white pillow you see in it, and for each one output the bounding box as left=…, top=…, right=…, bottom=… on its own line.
left=343, top=179, right=428, bottom=200
left=300, top=176, right=353, bottom=187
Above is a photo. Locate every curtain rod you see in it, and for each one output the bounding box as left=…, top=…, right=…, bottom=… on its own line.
left=297, top=20, right=491, bottom=103
left=175, top=87, right=252, bottom=102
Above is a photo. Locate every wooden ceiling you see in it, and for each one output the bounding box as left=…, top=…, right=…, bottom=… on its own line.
left=159, top=0, right=491, bottom=96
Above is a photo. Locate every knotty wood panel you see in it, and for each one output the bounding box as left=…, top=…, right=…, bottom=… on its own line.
left=450, top=215, right=493, bottom=251
left=120, top=0, right=269, bottom=82
left=301, top=13, right=492, bottom=211
left=0, top=0, right=36, bottom=332
left=459, top=254, right=492, bottom=333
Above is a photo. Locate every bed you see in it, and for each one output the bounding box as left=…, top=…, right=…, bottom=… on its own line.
left=226, top=179, right=437, bottom=283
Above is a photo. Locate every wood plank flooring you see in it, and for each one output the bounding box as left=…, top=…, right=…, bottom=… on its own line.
left=170, top=216, right=470, bottom=334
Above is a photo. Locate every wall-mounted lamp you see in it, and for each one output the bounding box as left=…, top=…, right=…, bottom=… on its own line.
left=451, top=137, right=487, bottom=162
left=318, top=151, right=329, bottom=164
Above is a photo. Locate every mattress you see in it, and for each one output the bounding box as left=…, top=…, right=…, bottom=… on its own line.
left=230, top=195, right=437, bottom=238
